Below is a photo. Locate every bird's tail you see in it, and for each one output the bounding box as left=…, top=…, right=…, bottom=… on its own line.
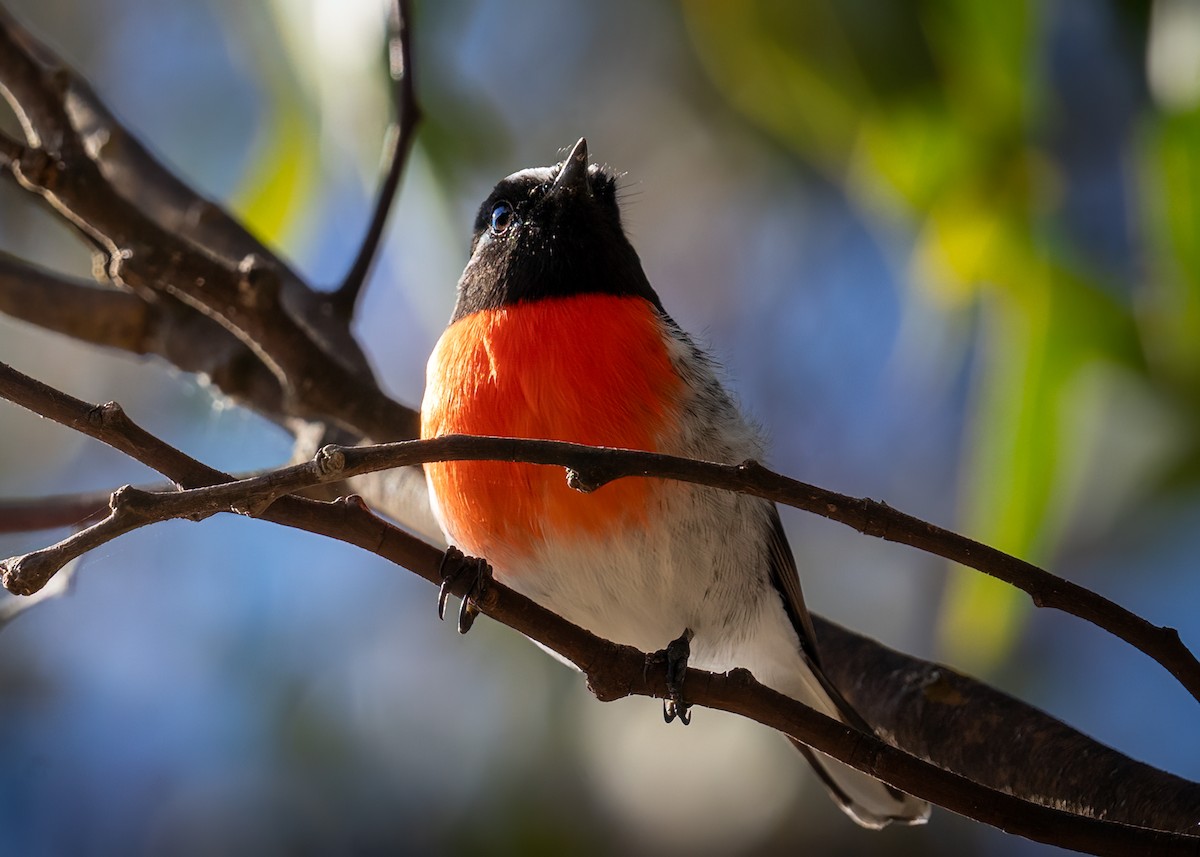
left=789, top=738, right=930, bottom=829
left=779, top=665, right=931, bottom=828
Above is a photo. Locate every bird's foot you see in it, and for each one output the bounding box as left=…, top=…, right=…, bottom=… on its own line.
left=437, top=546, right=492, bottom=634
left=653, top=628, right=694, bottom=725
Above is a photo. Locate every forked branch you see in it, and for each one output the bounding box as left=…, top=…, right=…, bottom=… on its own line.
left=0, top=363, right=1198, bottom=852
left=7, top=403, right=1194, bottom=711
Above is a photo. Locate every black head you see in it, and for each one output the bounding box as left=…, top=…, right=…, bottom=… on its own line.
left=451, top=138, right=663, bottom=320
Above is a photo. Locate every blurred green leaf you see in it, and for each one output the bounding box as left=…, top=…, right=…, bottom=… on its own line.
left=682, top=1, right=863, bottom=165
left=682, top=0, right=1157, bottom=673
left=1140, top=105, right=1200, bottom=393
left=232, top=101, right=319, bottom=245
left=217, top=3, right=323, bottom=248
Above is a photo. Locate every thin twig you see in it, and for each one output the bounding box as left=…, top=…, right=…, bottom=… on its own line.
left=1, top=363, right=1197, bottom=719
left=0, top=556, right=79, bottom=630
left=0, top=489, right=113, bottom=533
left=0, top=362, right=218, bottom=489
left=330, top=0, right=421, bottom=319
left=31, top=429, right=1200, bottom=708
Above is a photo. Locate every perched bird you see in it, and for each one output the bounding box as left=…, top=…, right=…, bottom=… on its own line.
left=420, top=138, right=930, bottom=828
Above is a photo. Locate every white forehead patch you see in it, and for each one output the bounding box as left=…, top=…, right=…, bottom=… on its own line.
left=501, top=162, right=609, bottom=188
left=502, top=165, right=556, bottom=186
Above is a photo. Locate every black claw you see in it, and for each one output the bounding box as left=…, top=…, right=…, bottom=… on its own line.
left=660, top=628, right=694, bottom=726
left=437, top=546, right=492, bottom=634
left=458, top=593, right=480, bottom=634
left=437, top=546, right=462, bottom=621
left=663, top=698, right=692, bottom=725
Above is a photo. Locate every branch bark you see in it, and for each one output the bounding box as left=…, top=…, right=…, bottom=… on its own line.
left=0, top=489, right=111, bottom=533
left=0, top=362, right=1197, bottom=853
left=0, top=5, right=418, bottom=440
left=0, top=252, right=297, bottom=421
left=330, top=0, right=421, bottom=319
left=11, top=412, right=1193, bottom=712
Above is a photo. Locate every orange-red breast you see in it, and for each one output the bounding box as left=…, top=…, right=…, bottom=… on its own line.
left=421, top=138, right=930, bottom=828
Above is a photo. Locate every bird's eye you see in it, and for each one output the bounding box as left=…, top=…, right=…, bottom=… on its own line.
left=489, top=201, right=514, bottom=234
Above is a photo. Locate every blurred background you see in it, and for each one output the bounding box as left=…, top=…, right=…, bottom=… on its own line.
left=0, top=0, right=1197, bottom=853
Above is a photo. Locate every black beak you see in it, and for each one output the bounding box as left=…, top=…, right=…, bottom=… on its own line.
left=550, top=138, right=589, bottom=196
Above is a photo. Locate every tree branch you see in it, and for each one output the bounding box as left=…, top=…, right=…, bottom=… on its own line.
left=2, top=349, right=1197, bottom=713
left=0, top=556, right=78, bottom=631
left=329, top=0, right=421, bottom=319
left=14, top=419, right=1193, bottom=711
left=0, top=251, right=298, bottom=423
left=0, top=5, right=418, bottom=441
left=51, top=36, right=386, bottom=388
left=0, top=4, right=375, bottom=372
left=811, top=617, right=1200, bottom=837
left=2, top=4, right=433, bottom=550
left=0, top=364, right=1197, bottom=853
left=0, top=489, right=112, bottom=533
left=0, top=251, right=148, bottom=350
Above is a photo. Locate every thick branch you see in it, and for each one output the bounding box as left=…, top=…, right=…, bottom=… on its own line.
left=0, top=253, right=294, bottom=421
left=812, top=617, right=1200, bottom=837
left=56, top=45, right=382, bottom=387
left=2, top=4, right=432, bottom=538
left=0, top=6, right=418, bottom=440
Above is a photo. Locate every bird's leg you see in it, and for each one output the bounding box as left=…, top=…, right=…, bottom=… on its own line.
left=660, top=628, right=694, bottom=725
left=438, top=545, right=493, bottom=634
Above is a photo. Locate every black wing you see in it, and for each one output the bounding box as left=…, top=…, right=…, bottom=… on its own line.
left=765, top=504, right=875, bottom=733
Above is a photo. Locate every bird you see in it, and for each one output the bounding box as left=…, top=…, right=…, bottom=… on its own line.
left=420, top=137, right=931, bottom=829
